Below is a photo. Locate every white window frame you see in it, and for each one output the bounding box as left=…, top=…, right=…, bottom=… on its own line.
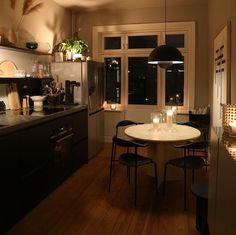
left=93, top=22, right=195, bottom=113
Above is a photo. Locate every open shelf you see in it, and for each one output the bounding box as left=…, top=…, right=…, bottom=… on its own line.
left=0, top=44, right=51, bottom=56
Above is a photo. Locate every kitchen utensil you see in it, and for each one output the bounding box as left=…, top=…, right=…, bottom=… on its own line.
left=30, top=95, right=46, bottom=111
left=7, top=83, right=21, bottom=110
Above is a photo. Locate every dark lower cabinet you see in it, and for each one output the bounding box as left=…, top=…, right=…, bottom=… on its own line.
left=0, top=108, right=88, bottom=234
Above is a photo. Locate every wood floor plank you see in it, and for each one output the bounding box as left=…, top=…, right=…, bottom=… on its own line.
left=6, top=143, right=207, bottom=235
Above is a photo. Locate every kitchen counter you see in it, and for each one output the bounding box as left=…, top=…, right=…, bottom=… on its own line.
left=0, top=104, right=88, bottom=234
left=0, top=104, right=87, bottom=137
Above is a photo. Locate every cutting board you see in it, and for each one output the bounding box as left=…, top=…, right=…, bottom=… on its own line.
left=0, top=60, right=17, bottom=77
left=7, top=83, right=21, bottom=110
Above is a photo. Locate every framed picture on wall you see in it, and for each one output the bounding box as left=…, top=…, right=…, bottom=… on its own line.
left=212, top=22, right=231, bottom=127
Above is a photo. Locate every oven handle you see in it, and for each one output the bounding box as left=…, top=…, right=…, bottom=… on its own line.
left=54, top=133, right=74, bottom=144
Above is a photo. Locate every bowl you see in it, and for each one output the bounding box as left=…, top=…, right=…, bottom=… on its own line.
left=30, top=96, right=46, bottom=111
left=26, top=42, right=38, bottom=50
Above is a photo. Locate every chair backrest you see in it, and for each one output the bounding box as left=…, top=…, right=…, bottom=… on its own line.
left=115, top=120, right=141, bottom=138
left=180, top=121, right=209, bottom=142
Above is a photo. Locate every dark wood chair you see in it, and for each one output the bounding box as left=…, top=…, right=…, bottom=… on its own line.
left=108, top=120, right=158, bottom=206
left=163, top=121, right=206, bottom=210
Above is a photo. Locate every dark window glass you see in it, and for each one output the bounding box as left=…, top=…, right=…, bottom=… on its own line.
left=105, top=57, right=121, bottom=103
left=104, top=37, right=121, bottom=50
left=165, top=64, right=184, bottom=106
left=128, top=35, right=157, bottom=49
left=128, top=57, right=157, bottom=105
left=166, top=34, right=185, bottom=48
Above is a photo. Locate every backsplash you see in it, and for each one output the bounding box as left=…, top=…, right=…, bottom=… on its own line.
left=0, top=47, right=51, bottom=109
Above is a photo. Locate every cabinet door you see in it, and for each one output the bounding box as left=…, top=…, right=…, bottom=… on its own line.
left=0, top=133, right=21, bottom=234
left=208, top=129, right=219, bottom=235
left=214, top=143, right=236, bottom=235
left=18, top=122, right=53, bottom=213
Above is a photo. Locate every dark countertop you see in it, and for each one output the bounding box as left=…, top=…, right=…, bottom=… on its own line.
left=0, top=104, right=87, bottom=137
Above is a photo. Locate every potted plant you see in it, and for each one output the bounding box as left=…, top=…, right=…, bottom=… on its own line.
left=52, top=42, right=66, bottom=62
left=52, top=33, right=89, bottom=62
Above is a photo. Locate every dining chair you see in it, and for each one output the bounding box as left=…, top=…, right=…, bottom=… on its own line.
left=109, top=138, right=158, bottom=206
left=108, top=120, right=158, bottom=206
left=163, top=121, right=206, bottom=210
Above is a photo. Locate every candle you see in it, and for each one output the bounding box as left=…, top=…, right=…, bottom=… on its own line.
left=110, top=104, right=117, bottom=110
left=229, top=120, right=236, bottom=133
left=153, top=117, right=160, bottom=129
left=166, top=110, right=173, bottom=128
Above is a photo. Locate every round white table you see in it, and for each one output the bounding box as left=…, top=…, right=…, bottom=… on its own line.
left=125, top=123, right=201, bottom=186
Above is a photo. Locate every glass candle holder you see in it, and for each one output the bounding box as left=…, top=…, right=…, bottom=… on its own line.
left=166, top=109, right=173, bottom=128
left=151, top=112, right=163, bottom=129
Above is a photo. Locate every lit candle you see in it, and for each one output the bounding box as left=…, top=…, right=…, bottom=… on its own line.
left=153, top=117, right=160, bottom=129
left=229, top=120, right=236, bottom=133
left=110, top=104, right=117, bottom=110
left=166, top=110, right=173, bottom=128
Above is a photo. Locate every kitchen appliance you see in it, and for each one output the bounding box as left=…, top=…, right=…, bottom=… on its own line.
left=51, top=61, right=105, bottom=159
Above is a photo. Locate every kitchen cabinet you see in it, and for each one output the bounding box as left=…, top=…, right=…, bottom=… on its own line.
left=209, top=127, right=236, bottom=235
left=0, top=108, right=88, bottom=234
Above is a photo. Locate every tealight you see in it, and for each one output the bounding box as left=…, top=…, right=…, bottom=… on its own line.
left=110, top=104, right=117, bottom=110
left=153, top=117, right=160, bottom=129
left=229, top=120, right=236, bottom=134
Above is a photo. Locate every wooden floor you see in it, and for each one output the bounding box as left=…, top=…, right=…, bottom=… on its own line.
left=6, top=143, right=208, bottom=235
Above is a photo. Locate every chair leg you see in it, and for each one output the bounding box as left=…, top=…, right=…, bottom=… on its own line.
left=192, top=169, right=195, bottom=183
left=205, top=150, right=208, bottom=172
left=134, top=165, right=138, bottom=207
left=153, top=162, right=158, bottom=195
left=184, top=167, right=187, bottom=210
left=163, top=163, right=168, bottom=197
left=128, top=167, right=131, bottom=184
left=108, top=142, right=115, bottom=192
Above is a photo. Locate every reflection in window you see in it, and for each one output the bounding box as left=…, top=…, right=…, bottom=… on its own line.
left=128, top=57, right=157, bottom=105
left=104, top=37, right=121, bottom=50
left=166, top=34, right=185, bottom=48
left=165, top=64, right=184, bottom=106
left=105, top=57, right=121, bottom=103
left=128, top=35, right=157, bottom=49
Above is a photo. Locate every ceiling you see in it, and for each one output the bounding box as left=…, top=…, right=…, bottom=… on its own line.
left=53, top=0, right=207, bottom=12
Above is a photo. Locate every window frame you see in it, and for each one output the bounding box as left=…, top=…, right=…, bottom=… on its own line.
left=93, top=22, right=195, bottom=113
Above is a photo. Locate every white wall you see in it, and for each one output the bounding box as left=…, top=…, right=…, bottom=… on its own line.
left=0, top=0, right=72, bottom=53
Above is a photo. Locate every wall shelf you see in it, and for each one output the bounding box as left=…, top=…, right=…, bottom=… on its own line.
left=0, top=44, right=52, bottom=56
left=0, top=77, right=52, bottom=84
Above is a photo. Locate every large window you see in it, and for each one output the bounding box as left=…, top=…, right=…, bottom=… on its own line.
left=94, top=22, right=195, bottom=112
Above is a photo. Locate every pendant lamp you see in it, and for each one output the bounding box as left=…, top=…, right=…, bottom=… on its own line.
left=148, top=0, right=184, bottom=69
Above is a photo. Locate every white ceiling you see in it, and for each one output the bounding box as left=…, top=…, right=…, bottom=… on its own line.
left=53, top=0, right=207, bottom=12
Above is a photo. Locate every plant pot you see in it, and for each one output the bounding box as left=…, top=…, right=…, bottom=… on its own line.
left=54, top=52, right=64, bottom=62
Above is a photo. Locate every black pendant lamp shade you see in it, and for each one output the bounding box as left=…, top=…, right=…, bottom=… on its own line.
left=148, top=44, right=184, bottom=69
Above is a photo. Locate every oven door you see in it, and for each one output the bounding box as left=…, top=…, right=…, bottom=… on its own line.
left=50, top=127, right=74, bottom=182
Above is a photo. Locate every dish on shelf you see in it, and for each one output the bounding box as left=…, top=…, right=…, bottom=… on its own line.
left=0, top=60, right=17, bottom=77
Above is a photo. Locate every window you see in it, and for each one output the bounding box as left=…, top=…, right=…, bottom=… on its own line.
left=128, top=57, right=157, bottom=105
left=165, top=34, right=185, bottom=48
left=128, top=35, right=157, bottom=49
left=93, top=22, right=195, bottom=112
left=104, top=36, right=121, bottom=50
left=165, top=64, right=184, bottom=106
left=104, top=57, right=121, bottom=103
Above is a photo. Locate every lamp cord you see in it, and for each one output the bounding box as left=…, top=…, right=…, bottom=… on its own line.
left=164, top=0, right=167, bottom=40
